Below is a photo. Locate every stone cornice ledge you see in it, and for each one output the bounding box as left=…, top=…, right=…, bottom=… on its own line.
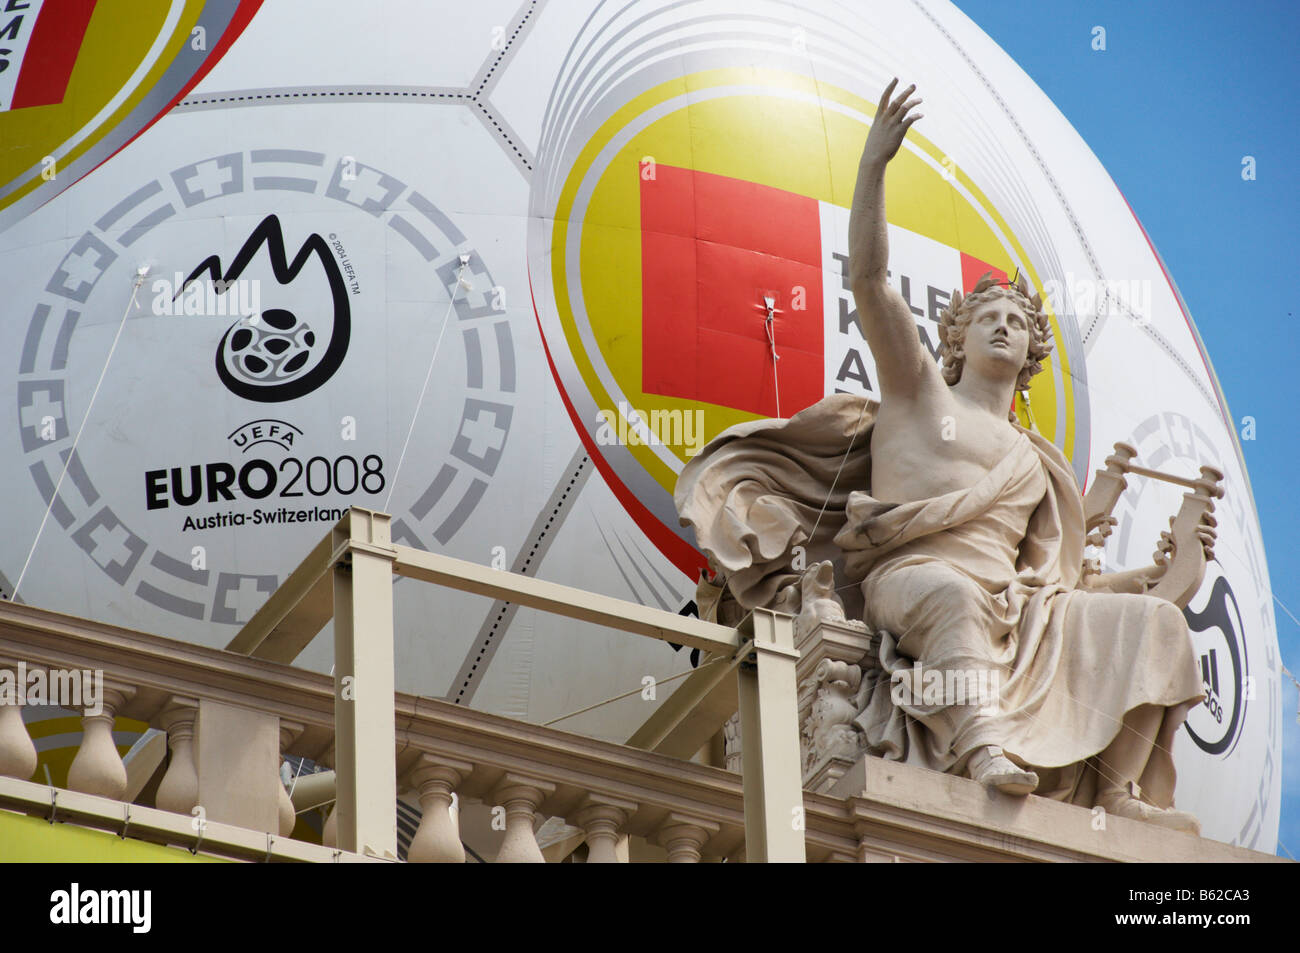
left=831, top=756, right=1286, bottom=863
left=0, top=600, right=338, bottom=731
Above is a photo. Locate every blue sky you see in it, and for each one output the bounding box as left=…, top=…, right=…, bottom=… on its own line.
left=954, top=0, right=1299, bottom=856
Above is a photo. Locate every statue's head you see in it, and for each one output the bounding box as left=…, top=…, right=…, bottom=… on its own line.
left=938, top=272, right=1053, bottom=394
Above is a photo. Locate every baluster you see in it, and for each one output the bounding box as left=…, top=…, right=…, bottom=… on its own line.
left=155, top=698, right=199, bottom=814
left=656, top=812, right=719, bottom=863
left=575, top=794, right=636, bottom=863
left=492, top=774, right=555, bottom=863
left=0, top=664, right=37, bottom=781
left=322, top=805, right=338, bottom=848
left=277, top=720, right=304, bottom=837
left=319, top=745, right=338, bottom=848
left=407, top=754, right=472, bottom=863
left=67, top=684, right=134, bottom=799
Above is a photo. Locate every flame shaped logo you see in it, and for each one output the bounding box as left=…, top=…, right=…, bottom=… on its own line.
left=178, top=214, right=350, bottom=402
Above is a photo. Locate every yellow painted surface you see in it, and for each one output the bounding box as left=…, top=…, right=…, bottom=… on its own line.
left=0, top=810, right=226, bottom=862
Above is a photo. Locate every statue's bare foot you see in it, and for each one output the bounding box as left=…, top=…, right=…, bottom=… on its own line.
left=967, top=745, right=1038, bottom=796
left=1096, top=790, right=1201, bottom=836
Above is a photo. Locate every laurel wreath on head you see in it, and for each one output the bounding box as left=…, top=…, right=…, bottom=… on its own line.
left=937, top=271, right=1053, bottom=422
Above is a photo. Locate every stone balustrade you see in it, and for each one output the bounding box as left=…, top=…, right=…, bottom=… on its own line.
left=0, top=598, right=858, bottom=861
left=0, top=597, right=1284, bottom=864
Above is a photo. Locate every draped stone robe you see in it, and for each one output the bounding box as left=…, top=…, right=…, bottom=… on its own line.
left=675, top=394, right=1203, bottom=808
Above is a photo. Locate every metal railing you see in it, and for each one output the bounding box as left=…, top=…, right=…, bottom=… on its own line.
left=224, top=507, right=805, bottom=861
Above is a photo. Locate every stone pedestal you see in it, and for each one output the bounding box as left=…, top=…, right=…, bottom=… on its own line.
left=195, top=698, right=281, bottom=834
left=826, top=754, right=1276, bottom=863
left=795, top=619, right=879, bottom=794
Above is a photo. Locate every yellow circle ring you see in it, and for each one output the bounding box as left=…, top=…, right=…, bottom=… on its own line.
left=550, top=68, right=1075, bottom=498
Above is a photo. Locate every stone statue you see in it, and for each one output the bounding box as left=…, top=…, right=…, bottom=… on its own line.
left=676, top=79, right=1219, bottom=834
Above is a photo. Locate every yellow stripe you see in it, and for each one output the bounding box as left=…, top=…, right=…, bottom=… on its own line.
left=0, top=0, right=201, bottom=212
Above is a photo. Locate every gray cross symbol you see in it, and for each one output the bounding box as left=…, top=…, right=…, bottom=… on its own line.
left=225, top=575, right=273, bottom=624
left=58, top=245, right=108, bottom=290
left=460, top=409, right=505, bottom=458
left=87, top=523, right=135, bottom=569
left=336, top=166, right=393, bottom=207
left=20, top=389, right=64, bottom=432
left=185, top=159, right=236, bottom=200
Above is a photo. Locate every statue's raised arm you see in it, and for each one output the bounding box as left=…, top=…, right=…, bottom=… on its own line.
left=848, top=80, right=938, bottom=400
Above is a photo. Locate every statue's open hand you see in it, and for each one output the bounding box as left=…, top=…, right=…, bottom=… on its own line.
left=862, top=78, right=923, bottom=169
